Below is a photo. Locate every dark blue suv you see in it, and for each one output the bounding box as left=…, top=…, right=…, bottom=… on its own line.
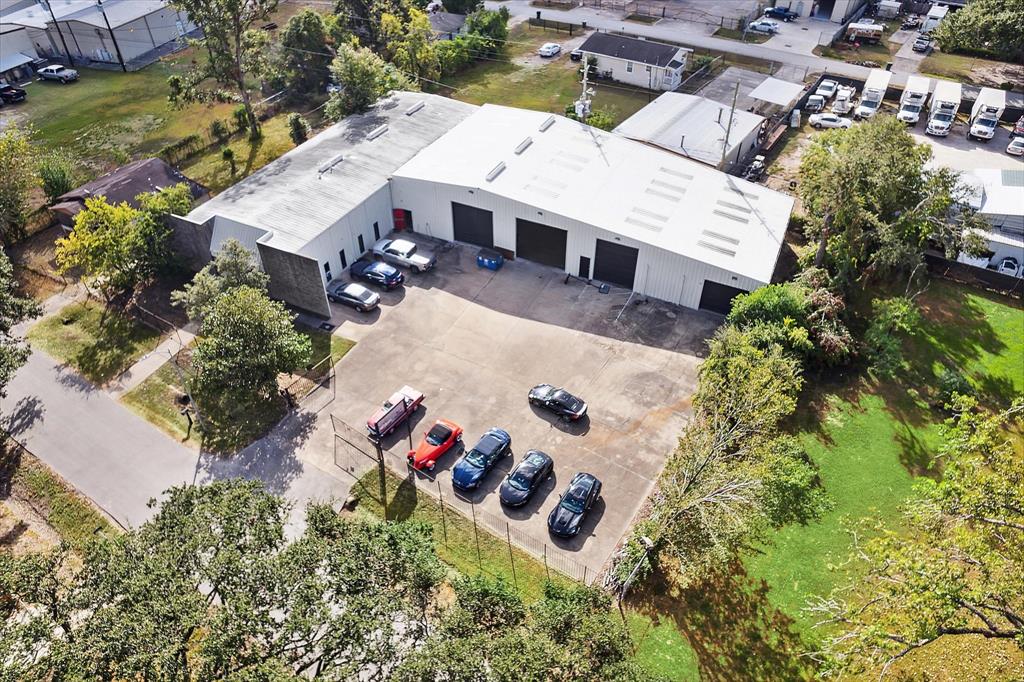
left=764, top=6, right=798, bottom=21
left=452, top=428, right=511, bottom=491
left=350, top=259, right=405, bottom=289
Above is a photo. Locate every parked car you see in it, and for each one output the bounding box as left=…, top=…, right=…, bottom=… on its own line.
left=815, top=79, right=839, bottom=99
left=1007, top=136, right=1024, bottom=156
left=326, top=280, right=380, bottom=312
left=37, top=64, right=78, bottom=83
left=407, top=419, right=463, bottom=471
left=912, top=37, right=931, bottom=53
left=804, top=94, right=826, bottom=113
left=367, top=385, right=424, bottom=442
left=372, top=237, right=436, bottom=273
left=528, top=384, right=588, bottom=421
left=538, top=43, right=561, bottom=58
left=748, top=18, right=780, bottom=34
left=809, top=113, right=853, bottom=129
left=569, top=48, right=583, bottom=61
left=901, top=16, right=921, bottom=30
left=1012, top=116, right=1024, bottom=137
left=350, top=259, right=405, bottom=289
left=996, top=257, right=1020, bottom=277
left=499, top=450, right=554, bottom=507
left=547, top=472, right=602, bottom=538
left=0, top=84, right=27, bottom=104
left=763, top=6, right=798, bottom=21
left=452, top=427, right=512, bottom=491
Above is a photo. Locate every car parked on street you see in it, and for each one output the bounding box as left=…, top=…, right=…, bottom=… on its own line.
left=372, top=237, right=436, bottom=273
left=499, top=450, right=553, bottom=507
left=538, top=43, right=561, bottom=57
left=452, top=427, right=512, bottom=492
left=997, top=257, right=1020, bottom=277
left=350, top=259, right=405, bottom=289
left=37, top=64, right=78, bottom=83
left=326, top=281, right=380, bottom=312
left=0, top=84, right=27, bottom=104
left=815, top=79, right=838, bottom=99
left=528, top=384, right=588, bottom=421
left=1007, top=136, right=1024, bottom=156
left=548, top=472, right=602, bottom=538
left=763, top=6, right=798, bottom=21
left=809, top=113, right=852, bottom=129
left=748, top=19, right=780, bottom=34
left=407, top=419, right=463, bottom=471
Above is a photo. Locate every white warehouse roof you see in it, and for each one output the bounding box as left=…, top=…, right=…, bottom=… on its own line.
left=394, top=104, right=792, bottom=283
left=188, top=92, right=476, bottom=253
left=613, top=92, right=765, bottom=167
left=3, top=0, right=169, bottom=29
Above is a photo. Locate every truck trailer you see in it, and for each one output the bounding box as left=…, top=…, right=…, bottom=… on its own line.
left=897, top=75, right=931, bottom=125
left=855, top=69, right=892, bottom=120
left=926, top=80, right=961, bottom=136
left=968, top=87, right=1006, bottom=141
left=846, top=22, right=883, bottom=44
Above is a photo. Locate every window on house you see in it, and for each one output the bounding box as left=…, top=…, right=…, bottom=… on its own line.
left=357, top=234, right=365, bottom=253
left=323, top=261, right=333, bottom=282
left=373, top=221, right=380, bottom=240
left=626, top=62, right=633, bottom=73
left=338, top=250, right=347, bottom=269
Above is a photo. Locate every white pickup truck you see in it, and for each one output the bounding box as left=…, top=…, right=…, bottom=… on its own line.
left=37, top=64, right=79, bottom=83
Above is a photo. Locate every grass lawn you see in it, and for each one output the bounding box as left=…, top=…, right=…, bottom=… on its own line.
left=177, top=114, right=297, bottom=194
left=1, top=437, right=117, bottom=550
left=120, top=327, right=354, bottom=452
left=714, top=27, right=771, bottom=44
left=920, top=50, right=1022, bottom=88
left=26, top=300, right=164, bottom=384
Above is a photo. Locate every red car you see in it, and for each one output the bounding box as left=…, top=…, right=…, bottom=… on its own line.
left=407, top=419, right=463, bottom=471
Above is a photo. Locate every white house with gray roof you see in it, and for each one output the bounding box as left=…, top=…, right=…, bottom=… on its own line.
left=578, top=32, right=690, bottom=91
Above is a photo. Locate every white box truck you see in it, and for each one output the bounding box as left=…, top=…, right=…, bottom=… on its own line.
left=855, top=69, right=892, bottom=120
left=927, top=80, right=961, bottom=136
left=968, top=87, right=1006, bottom=141
left=897, top=76, right=931, bottom=125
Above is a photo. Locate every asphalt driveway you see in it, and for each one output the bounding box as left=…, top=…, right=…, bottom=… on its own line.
left=324, top=238, right=718, bottom=575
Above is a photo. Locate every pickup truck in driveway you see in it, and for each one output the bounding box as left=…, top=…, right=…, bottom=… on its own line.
left=38, top=64, right=79, bottom=83
left=367, top=386, right=424, bottom=441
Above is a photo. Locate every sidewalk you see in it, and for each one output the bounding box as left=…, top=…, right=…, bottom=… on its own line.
left=106, top=328, right=196, bottom=398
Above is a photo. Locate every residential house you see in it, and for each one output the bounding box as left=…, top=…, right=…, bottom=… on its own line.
left=577, top=33, right=690, bottom=92
left=428, top=11, right=465, bottom=40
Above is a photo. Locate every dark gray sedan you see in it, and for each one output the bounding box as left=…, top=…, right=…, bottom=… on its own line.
left=499, top=450, right=553, bottom=507
left=326, top=281, right=379, bottom=312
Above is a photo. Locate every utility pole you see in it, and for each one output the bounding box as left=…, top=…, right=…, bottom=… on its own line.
left=42, top=0, right=73, bottom=64
left=720, top=80, right=740, bottom=169
left=574, top=56, right=594, bottom=122
left=96, top=0, right=127, bottom=72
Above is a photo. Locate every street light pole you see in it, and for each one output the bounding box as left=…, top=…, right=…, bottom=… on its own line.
left=96, top=0, right=127, bottom=72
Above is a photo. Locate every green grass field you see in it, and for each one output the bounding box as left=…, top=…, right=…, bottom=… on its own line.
left=26, top=300, right=165, bottom=384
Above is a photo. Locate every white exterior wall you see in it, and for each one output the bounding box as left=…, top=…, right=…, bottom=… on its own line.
left=298, top=184, right=394, bottom=287
left=585, top=53, right=682, bottom=91
left=26, top=9, right=193, bottom=62
left=390, top=177, right=764, bottom=308
left=831, top=0, right=866, bottom=23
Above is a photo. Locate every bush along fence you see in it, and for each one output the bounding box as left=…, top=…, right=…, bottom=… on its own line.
left=329, top=415, right=597, bottom=586
left=158, top=102, right=279, bottom=166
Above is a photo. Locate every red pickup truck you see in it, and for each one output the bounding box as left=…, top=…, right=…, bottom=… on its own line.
left=367, top=386, right=424, bottom=441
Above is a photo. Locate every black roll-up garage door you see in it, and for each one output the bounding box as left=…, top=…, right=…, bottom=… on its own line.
left=452, top=202, right=494, bottom=248
left=698, top=280, right=747, bottom=315
left=593, top=239, right=638, bottom=289
left=515, top=219, right=567, bottom=269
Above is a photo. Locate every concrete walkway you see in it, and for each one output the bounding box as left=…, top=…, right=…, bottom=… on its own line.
left=106, top=328, right=196, bottom=398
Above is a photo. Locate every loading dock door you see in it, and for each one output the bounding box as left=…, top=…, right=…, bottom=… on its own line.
left=698, top=280, right=747, bottom=314
left=593, top=239, right=639, bottom=289
left=515, top=219, right=567, bottom=269
left=452, top=202, right=494, bottom=248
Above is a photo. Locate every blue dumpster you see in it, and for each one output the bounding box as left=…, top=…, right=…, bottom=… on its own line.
left=476, top=248, right=504, bottom=271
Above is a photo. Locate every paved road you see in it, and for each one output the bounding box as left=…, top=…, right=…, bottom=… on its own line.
left=492, top=0, right=914, bottom=85
left=1, top=347, right=358, bottom=534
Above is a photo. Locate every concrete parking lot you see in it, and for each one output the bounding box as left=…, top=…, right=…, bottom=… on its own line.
left=323, top=237, right=718, bottom=574
left=909, top=120, right=1023, bottom=173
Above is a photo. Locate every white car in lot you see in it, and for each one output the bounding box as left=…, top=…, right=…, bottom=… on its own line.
left=537, top=43, right=561, bottom=58
left=809, top=113, right=853, bottom=129
left=815, top=79, right=839, bottom=100
left=1007, top=136, right=1024, bottom=156
left=372, top=238, right=436, bottom=273
left=748, top=19, right=780, bottom=34
left=996, top=257, right=1020, bottom=277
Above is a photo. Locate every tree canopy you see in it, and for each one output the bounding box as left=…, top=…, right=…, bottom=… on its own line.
left=0, top=124, right=38, bottom=245
left=277, top=8, right=333, bottom=95
left=0, top=251, right=41, bottom=398
left=380, top=8, right=440, bottom=82
left=324, top=43, right=416, bottom=119
left=932, top=0, right=1024, bottom=61
left=172, top=238, right=270, bottom=322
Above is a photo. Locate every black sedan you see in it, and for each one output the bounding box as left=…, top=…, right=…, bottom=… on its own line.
left=326, top=281, right=379, bottom=312
left=499, top=450, right=553, bottom=507
left=350, top=259, right=405, bottom=289
left=528, top=384, right=587, bottom=421
left=763, top=6, right=798, bottom=21
left=548, top=472, right=601, bottom=538
left=0, top=84, right=27, bottom=104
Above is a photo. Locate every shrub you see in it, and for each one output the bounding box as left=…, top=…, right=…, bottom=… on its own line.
left=210, top=119, right=229, bottom=145
left=221, top=147, right=236, bottom=175
left=37, top=150, right=77, bottom=203
left=937, top=366, right=974, bottom=406
left=287, top=112, right=311, bottom=145
left=864, top=297, right=921, bottom=377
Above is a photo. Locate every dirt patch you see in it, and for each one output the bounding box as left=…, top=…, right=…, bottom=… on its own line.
left=971, top=61, right=1024, bottom=90
left=514, top=30, right=591, bottom=68
left=0, top=498, right=61, bottom=556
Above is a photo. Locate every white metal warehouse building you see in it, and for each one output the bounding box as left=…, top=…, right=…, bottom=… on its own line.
left=177, top=92, right=793, bottom=317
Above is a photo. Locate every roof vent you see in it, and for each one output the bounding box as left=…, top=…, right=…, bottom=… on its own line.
left=514, top=137, right=533, bottom=154
left=405, top=101, right=425, bottom=116
left=317, top=153, right=345, bottom=176
left=367, top=124, right=388, bottom=140
left=539, top=116, right=556, bottom=132
left=485, top=162, right=506, bottom=182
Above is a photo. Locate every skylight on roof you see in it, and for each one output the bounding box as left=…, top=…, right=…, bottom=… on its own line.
left=405, top=101, right=425, bottom=116
left=539, top=116, right=556, bottom=132
left=367, top=124, right=388, bottom=140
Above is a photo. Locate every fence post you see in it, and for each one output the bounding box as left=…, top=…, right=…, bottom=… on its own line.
left=544, top=544, right=550, bottom=581
left=583, top=565, right=588, bottom=584
left=505, top=522, right=518, bottom=591
left=437, top=481, right=449, bottom=548
left=471, top=501, right=482, bottom=569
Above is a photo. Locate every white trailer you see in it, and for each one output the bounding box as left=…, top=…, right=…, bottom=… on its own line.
left=855, top=69, right=892, bottom=120
left=897, top=76, right=931, bottom=125
left=968, top=87, right=1006, bottom=141
left=846, top=22, right=884, bottom=44
left=927, top=80, right=961, bottom=136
